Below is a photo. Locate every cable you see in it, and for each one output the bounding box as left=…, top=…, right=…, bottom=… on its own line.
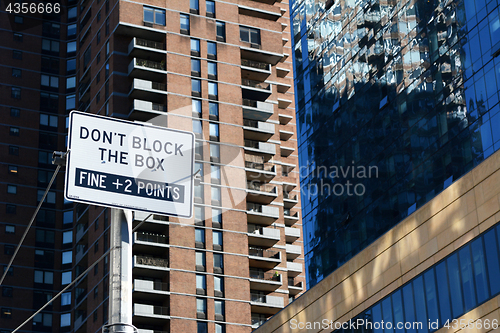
left=11, top=212, right=152, bottom=333
left=0, top=164, right=61, bottom=287
left=12, top=247, right=113, bottom=333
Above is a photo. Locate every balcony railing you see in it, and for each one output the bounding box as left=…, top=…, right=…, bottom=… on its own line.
left=134, top=279, right=169, bottom=292
left=284, top=208, right=298, bottom=217
left=245, top=161, right=274, bottom=172
left=252, top=315, right=267, bottom=327
left=249, top=247, right=279, bottom=259
left=136, top=231, right=168, bottom=244
left=134, top=303, right=170, bottom=316
left=250, top=293, right=284, bottom=306
left=242, top=79, right=270, bottom=90
left=136, top=38, right=166, bottom=50
left=250, top=269, right=280, bottom=281
left=136, top=58, right=165, bottom=70
left=283, top=192, right=297, bottom=200
left=241, top=59, right=270, bottom=70
left=135, top=255, right=169, bottom=268
left=288, top=277, right=301, bottom=287
left=247, top=182, right=276, bottom=193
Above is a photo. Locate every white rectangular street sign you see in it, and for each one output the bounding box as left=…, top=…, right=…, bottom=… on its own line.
left=65, top=111, right=195, bottom=218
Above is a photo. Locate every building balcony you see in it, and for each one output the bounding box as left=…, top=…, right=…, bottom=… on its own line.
left=276, top=65, right=290, bottom=78
left=250, top=293, right=284, bottom=315
left=279, top=129, right=293, bottom=141
left=246, top=182, right=278, bottom=204
left=133, top=303, right=170, bottom=325
left=134, top=211, right=169, bottom=224
left=238, top=4, right=281, bottom=20
left=241, top=59, right=271, bottom=81
left=284, top=226, right=300, bottom=242
left=288, top=277, right=304, bottom=295
left=244, top=139, right=276, bottom=156
left=240, top=45, right=283, bottom=65
left=133, top=279, right=169, bottom=302
left=242, top=99, right=274, bottom=121
left=74, top=313, right=86, bottom=332
left=278, top=97, right=292, bottom=109
left=278, top=113, right=293, bottom=125
left=137, top=329, right=169, bottom=333
left=128, top=78, right=167, bottom=103
left=75, top=244, right=87, bottom=264
left=247, top=203, right=280, bottom=225
left=245, top=160, right=276, bottom=182
left=117, top=21, right=166, bottom=40
left=248, top=224, right=280, bottom=247
left=286, top=261, right=302, bottom=277
left=241, top=79, right=272, bottom=100
left=284, top=209, right=299, bottom=225
left=283, top=191, right=298, bottom=208
left=129, top=99, right=167, bottom=121
left=251, top=314, right=268, bottom=329
left=243, top=119, right=275, bottom=141
left=128, top=37, right=166, bottom=61
left=133, top=255, right=169, bottom=277
left=280, top=145, right=295, bottom=157
left=286, top=244, right=301, bottom=260
left=249, top=247, right=281, bottom=269
left=276, top=81, right=291, bottom=93
left=128, top=58, right=167, bottom=81
left=133, top=231, right=169, bottom=255
left=249, top=269, right=282, bottom=291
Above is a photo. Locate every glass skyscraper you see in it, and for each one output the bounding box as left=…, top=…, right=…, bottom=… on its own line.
left=291, top=0, right=500, bottom=287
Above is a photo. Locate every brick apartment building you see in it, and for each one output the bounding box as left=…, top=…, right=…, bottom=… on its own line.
left=0, top=0, right=303, bottom=332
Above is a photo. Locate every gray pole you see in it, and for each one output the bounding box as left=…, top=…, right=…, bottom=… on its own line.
left=103, top=208, right=137, bottom=333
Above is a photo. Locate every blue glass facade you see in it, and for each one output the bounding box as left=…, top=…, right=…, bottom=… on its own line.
left=290, top=0, right=500, bottom=286
left=328, top=224, right=500, bottom=333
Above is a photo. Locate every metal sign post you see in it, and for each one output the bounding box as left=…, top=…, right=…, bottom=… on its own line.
left=64, top=111, right=195, bottom=333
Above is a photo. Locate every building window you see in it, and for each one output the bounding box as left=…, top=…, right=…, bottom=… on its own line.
left=192, top=99, right=202, bottom=117
left=67, top=59, right=76, bottom=73
left=195, top=251, right=205, bottom=271
left=206, top=0, right=215, bottom=17
left=240, top=26, right=261, bottom=45
left=67, top=24, right=77, bottom=38
left=211, top=186, right=221, bottom=205
left=214, top=300, right=224, bottom=320
left=1, top=308, right=12, bottom=319
left=212, top=208, right=222, bottom=228
left=13, top=33, right=23, bottom=41
left=195, top=228, right=205, bottom=248
left=12, top=68, right=21, bottom=77
left=4, top=245, right=14, bottom=255
left=196, top=298, right=207, bottom=318
left=66, top=94, right=76, bottom=110
left=191, top=58, right=201, bottom=76
left=7, top=185, right=17, bottom=194
left=61, top=271, right=71, bottom=285
left=209, top=123, right=219, bottom=140
left=193, top=120, right=202, bottom=137
left=210, top=143, right=220, bottom=162
left=106, top=17, right=110, bottom=35
left=63, top=211, right=73, bottom=224
left=35, top=230, right=55, bottom=244
left=143, top=6, right=166, bottom=25
left=2, top=287, right=13, bottom=298
left=10, top=108, right=20, bottom=117
left=213, top=230, right=222, bottom=250
left=215, top=323, right=225, bottom=333
left=34, top=270, right=54, bottom=284
left=94, top=286, right=99, bottom=298
left=208, top=62, right=217, bottom=80
left=192, top=78, right=201, bottom=97
left=62, top=251, right=72, bottom=265
left=97, top=30, right=101, bottom=44
left=97, top=10, right=101, bottom=22
left=60, top=313, right=71, bottom=327
left=37, top=190, right=56, bottom=204
left=213, top=253, right=223, bottom=273
left=67, top=41, right=76, bottom=54
left=14, top=15, right=23, bottom=24
left=9, top=127, right=19, bottom=136
left=197, top=322, right=208, bottom=333
left=196, top=274, right=206, bottom=295
left=211, top=164, right=220, bottom=183
left=13, top=50, right=23, bottom=59
left=66, top=76, right=76, bottom=90
left=190, top=0, right=199, bottom=14
left=216, top=21, right=225, bottom=41
left=41, top=75, right=59, bottom=88
left=62, top=231, right=73, bottom=244
left=40, top=114, right=58, bottom=128
left=214, top=275, right=223, bottom=296
left=207, top=41, right=217, bottom=59
left=209, top=102, right=219, bottom=119
left=195, top=141, right=203, bottom=159
left=42, top=39, right=59, bottom=52
left=96, top=92, right=101, bottom=104
left=61, top=292, right=71, bottom=306
left=194, top=206, right=204, bottom=226
left=191, top=38, right=200, bottom=56
left=180, top=14, right=190, bottom=34
left=9, top=146, right=19, bottom=156
left=5, top=225, right=15, bottom=234
left=6, top=205, right=16, bottom=214
left=208, top=82, right=218, bottom=99
left=67, top=7, right=77, bottom=20
left=33, top=313, right=52, bottom=327
left=11, top=87, right=21, bottom=99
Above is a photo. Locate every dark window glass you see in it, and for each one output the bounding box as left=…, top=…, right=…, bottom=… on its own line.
left=13, top=50, right=22, bottom=59
left=190, top=0, right=199, bottom=13
left=402, top=284, right=416, bottom=333
left=458, top=246, right=476, bottom=311
left=180, top=14, right=190, bottom=33
left=413, top=276, right=428, bottom=333
left=447, top=254, right=464, bottom=317
left=371, top=303, right=383, bottom=333
left=381, top=297, right=393, bottom=333
left=436, top=261, right=452, bottom=324
left=207, top=42, right=217, bottom=58
left=191, top=59, right=201, bottom=75
left=471, top=238, right=489, bottom=303
left=9, top=146, right=19, bottom=156
left=484, top=229, right=500, bottom=294
left=392, top=290, right=404, bottom=333
left=13, top=33, right=23, bottom=41
left=11, top=87, right=21, bottom=99
left=424, top=269, right=439, bottom=324
left=10, top=108, right=20, bottom=117
left=216, top=21, right=225, bottom=41
left=6, top=205, right=16, bottom=214
left=12, top=68, right=21, bottom=77
left=240, top=26, right=260, bottom=44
